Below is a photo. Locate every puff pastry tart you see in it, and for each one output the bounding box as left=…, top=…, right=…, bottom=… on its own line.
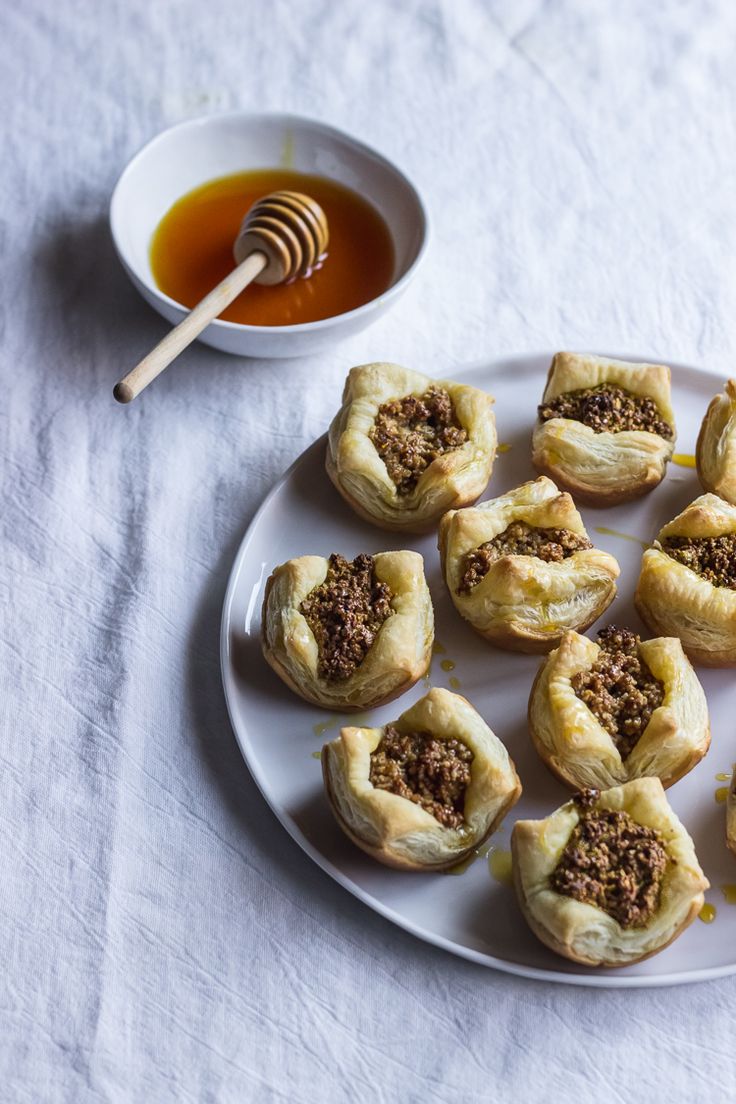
left=696, top=378, right=736, bottom=504
left=512, top=780, right=708, bottom=967
left=635, top=493, right=736, bottom=666
left=326, top=362, right=496, bottom=532
left=727, top=766, right=736, bottom=859
left=532, top=352, right=676, bottom=506
left=261, top=550, right=434, bottom=710
left=322, top=687, right=521, bottom=870
left=438, top=476, right=619, bottom=653
left=528, top=626, right=710, bottom=791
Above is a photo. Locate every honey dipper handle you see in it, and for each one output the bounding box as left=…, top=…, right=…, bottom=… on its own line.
left=113, top=250, right=267, bottom=403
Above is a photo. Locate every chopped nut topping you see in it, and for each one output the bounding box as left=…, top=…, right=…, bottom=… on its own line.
left=551, top=805, right=669, bottom=928
left=662, top=534, right=736, bottom=589
left=369, top=725, right=473, bottom=829
left=458, top=520, right=592, bottom=593
left=574, top=788, right=601, bottom=810
left=571, top=626, right=664, bottom=759
left=538, top=384, right=673, bottom=438
left=369, top=387, right=468, bottom=495
left=300, top=554, right=394, bottom=682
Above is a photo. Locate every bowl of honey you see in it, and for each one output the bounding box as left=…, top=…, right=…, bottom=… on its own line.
left=110, top=112, right=429, bottom=357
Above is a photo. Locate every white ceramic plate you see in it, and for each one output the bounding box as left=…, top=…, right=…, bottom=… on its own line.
left=221, top=352, right=736, bottom=987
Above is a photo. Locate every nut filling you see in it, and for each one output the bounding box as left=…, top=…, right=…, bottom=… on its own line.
left=369, top=387, right=468, bottom=495
left=538, top=384, right=673, bottom=439
left=662, top=534, right=736, bottom=589
left=551, top=800, right=669, bottom=928
left=369, top=726, right=473, bottom=829
left=571, top=627, right=664, bottom=759
left=300, top=554, right=394, bottom=682
left=458, top=520, right=592, bottom=593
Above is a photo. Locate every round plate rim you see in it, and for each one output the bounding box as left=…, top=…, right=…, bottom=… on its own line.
left=220, top=349, right=735, bottom=988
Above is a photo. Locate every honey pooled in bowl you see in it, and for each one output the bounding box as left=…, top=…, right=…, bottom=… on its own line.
left=150, top=168, right=395, bottom=327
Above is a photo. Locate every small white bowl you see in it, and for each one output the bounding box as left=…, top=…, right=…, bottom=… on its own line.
left=110, top=112, right=429, bottom=358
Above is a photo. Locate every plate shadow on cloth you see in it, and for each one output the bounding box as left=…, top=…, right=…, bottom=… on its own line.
left=183, top=532, right=456, bottom=960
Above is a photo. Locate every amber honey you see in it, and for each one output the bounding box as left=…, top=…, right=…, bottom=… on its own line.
left=150, top=168, right=395, bottom=327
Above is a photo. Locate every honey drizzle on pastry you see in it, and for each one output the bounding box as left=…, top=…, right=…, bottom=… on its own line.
left=457, top=521, right=592, bottom=593
left=369, top=387, right=467, bottom=494
left=299, top=553, right=394, bottom=681
left=550, top=791, right=669, bottom=928
left=571, top=627, right=664, bottom=759
left=369, top=726, right=473, bottom=829
left=538, top=384, right=673, bottom=439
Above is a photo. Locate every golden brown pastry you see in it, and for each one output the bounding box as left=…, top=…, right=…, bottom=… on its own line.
left=322, top=687, right=521, bottom=870
left=326, top=362, right=496, bottom=532
left=696, top=378, right=736, bottom=504
left=438, top=477, right=619, bottom=653
left=635, top=493, right=736, bottom=666
left=532, top=352, right=676, bottom=506
left=727, top=766, right=736, bottom=859
left=511, top=780, right=708, bottom=967
left=261, top=550, right=434, bottom=710
left=528, top=626, right=710, bottom=790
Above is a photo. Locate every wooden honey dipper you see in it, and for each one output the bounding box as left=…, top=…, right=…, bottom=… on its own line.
left=113, top=191, right=329, bottom=403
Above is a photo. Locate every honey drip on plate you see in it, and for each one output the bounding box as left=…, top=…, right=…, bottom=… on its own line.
left=715, top=787, right=729, bottom=804
left=721, top=885, right=736, bottom=905
left=311, top=750, right=322, bottom=760
left=313, top=720, right=336, bottom=738
left=497, top=443, right=512, bottom=453
left=443, top=843, right=493, bottom=875
left=432, top=641, right=447, bottom=655
left=489, top=849, right=513, bottom=887
left=699, top=903, right=717, bottom=924
left=440, top=659, right=456, bottom=672
left=594, top=527, right=648, bottom=549
left=672, top=454, right=696, bottom=468
left=446, top=846, right=513, bottom=880
left=313, top=711, right=370, bottom=738
left=449, top=676, right=461, bottom=690
left=716, top=772, right=730, bottom=782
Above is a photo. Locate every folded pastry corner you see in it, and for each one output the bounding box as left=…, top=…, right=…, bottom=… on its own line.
left=326, top=361, right=497, bottom=532
left=438, top=476, right=619, bottom=653
left=528, top=625, right=710, bottom=790
left=511, top=779, right=708, bottom=967
left=322, top=687, right=521, bottom=870
left=261, top=549, right=434, bottom=710
left=635, top=493, right=736, bottom=666
left=532, top=352, right=676, bottom=506
left=696, top=378, right=736, bottom=505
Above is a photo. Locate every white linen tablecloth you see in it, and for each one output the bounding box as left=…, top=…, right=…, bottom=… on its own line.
left=4, top=0, right=736, bottom=1099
